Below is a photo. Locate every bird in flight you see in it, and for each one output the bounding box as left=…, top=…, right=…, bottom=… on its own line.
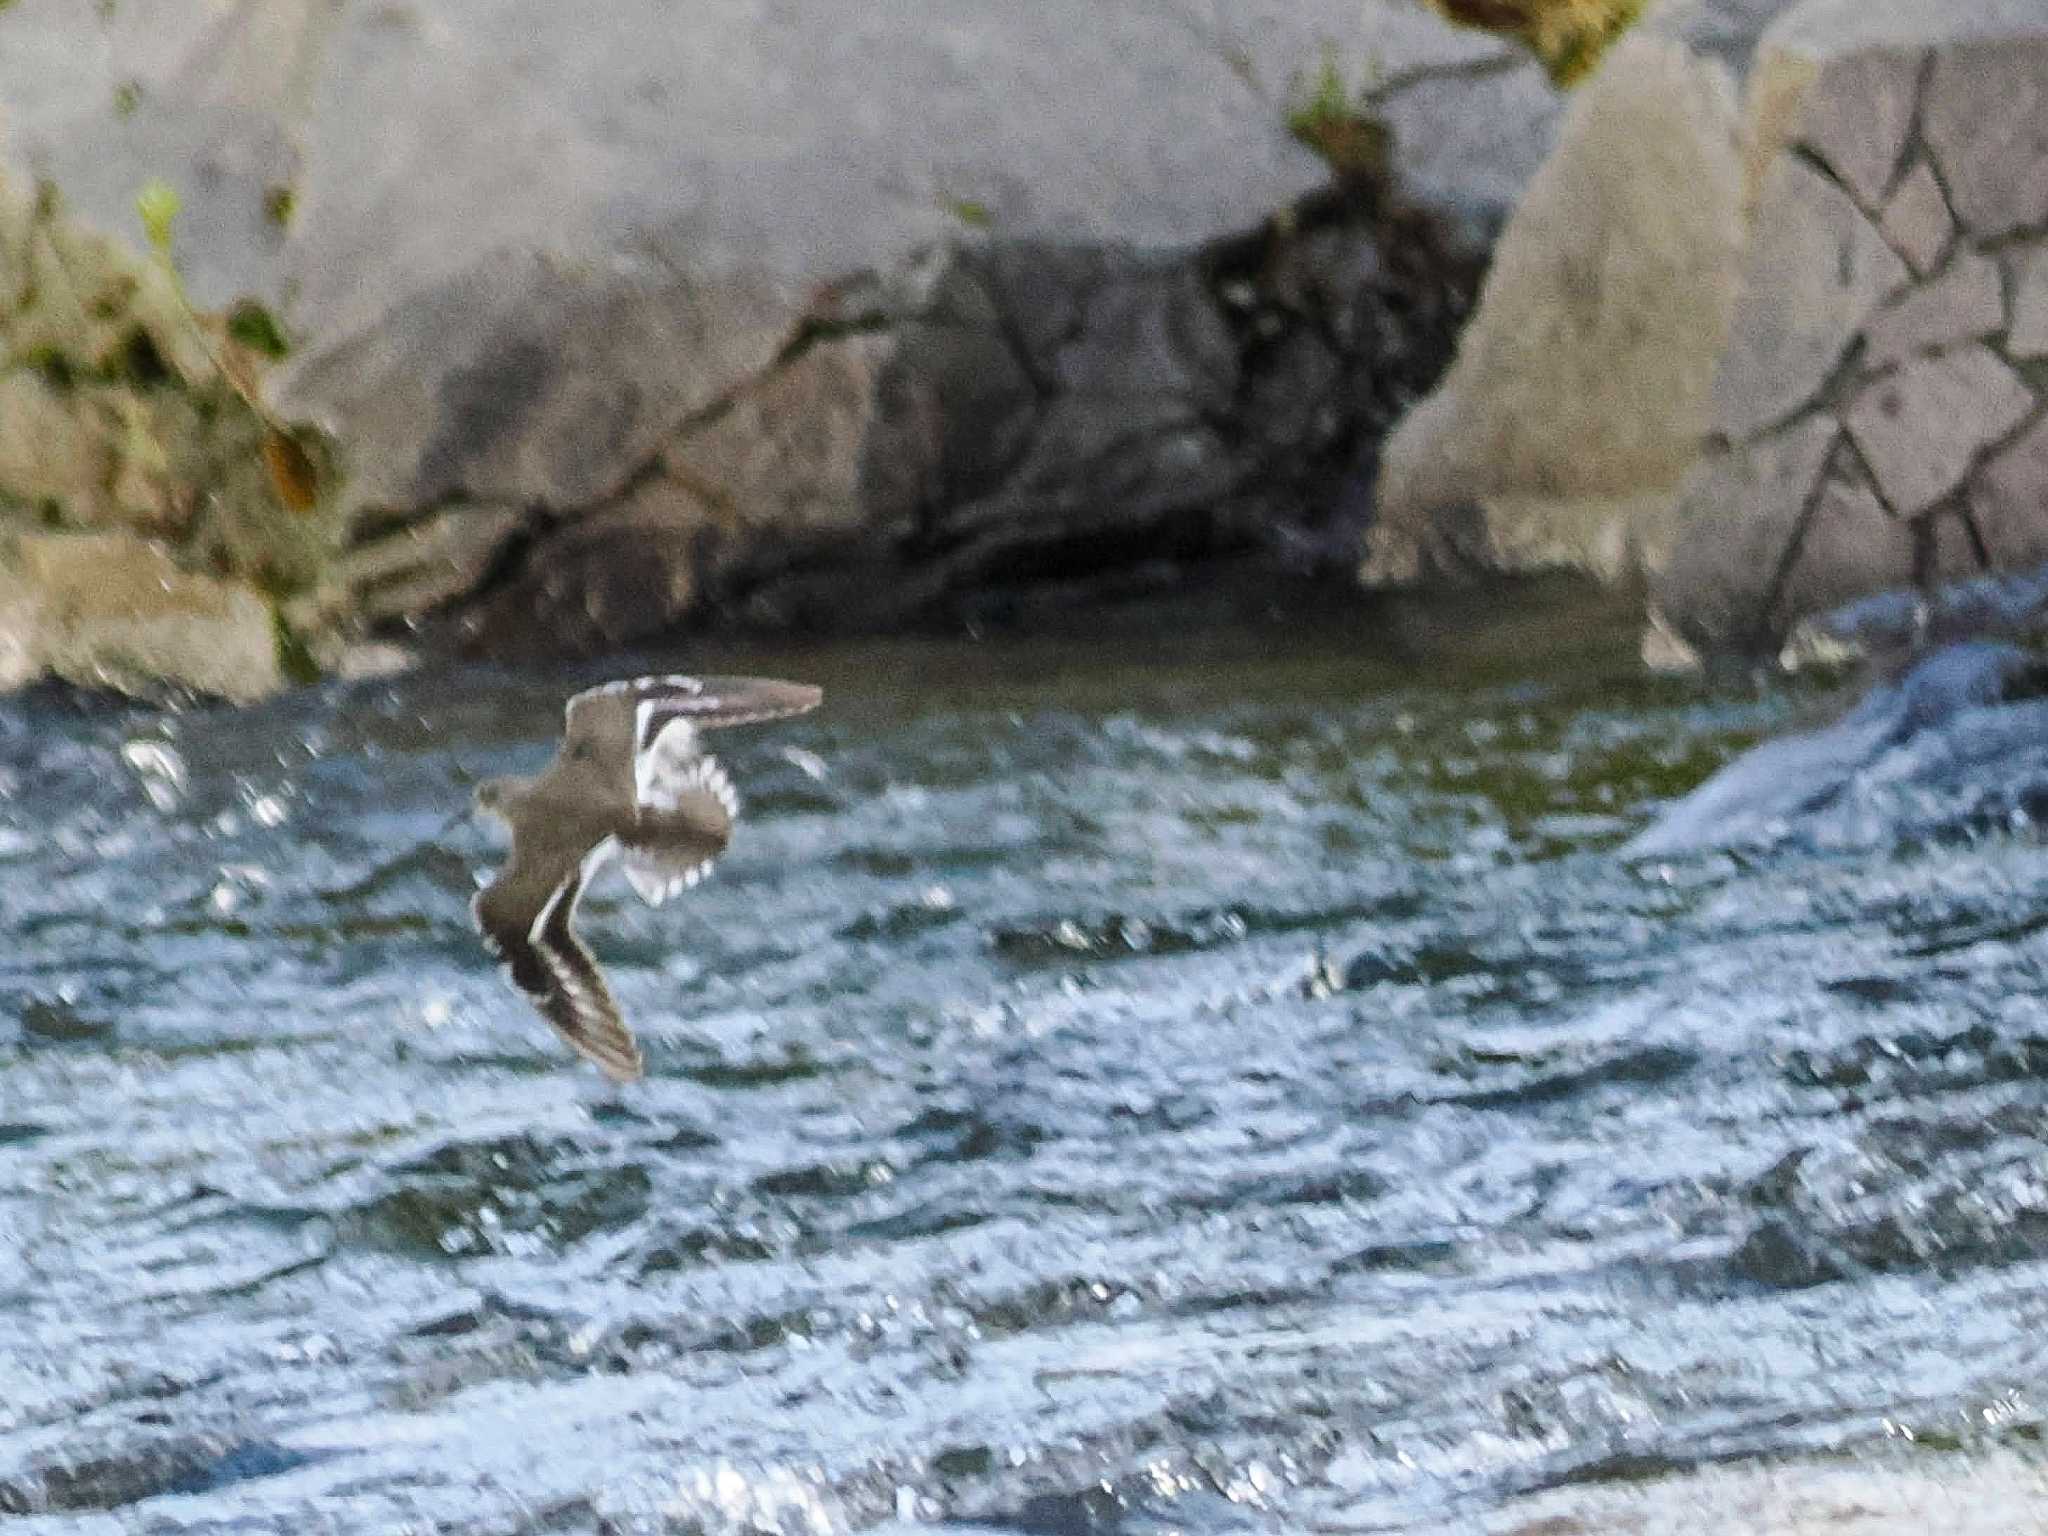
left=471, top=674, right=823, bottom=1081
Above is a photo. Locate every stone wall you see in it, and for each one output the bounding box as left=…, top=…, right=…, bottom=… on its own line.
left=1366, top=0, right=2048, bottom=670
left=1653, top=0, right=2048, bottom=658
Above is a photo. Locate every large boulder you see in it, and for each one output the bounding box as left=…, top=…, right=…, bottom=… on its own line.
left=0, top=531, right=284, bottom=704
left=0, top=0, right=1569, bottom=655
left=1652, top=0, right=2048, bottom=658
left=1366, top=28, right=1747, bottom=586
left=1361, top=0, right=1812, bottom=593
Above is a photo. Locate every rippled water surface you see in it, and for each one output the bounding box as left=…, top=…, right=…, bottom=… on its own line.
left=6, top=601, right=2048, bottom=1532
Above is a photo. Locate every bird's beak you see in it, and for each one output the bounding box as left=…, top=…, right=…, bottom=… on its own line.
left=431, top=803, right=475, bottom=839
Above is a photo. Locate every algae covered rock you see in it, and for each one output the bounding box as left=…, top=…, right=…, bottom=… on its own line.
left=0, top=170, right=341, bottom=701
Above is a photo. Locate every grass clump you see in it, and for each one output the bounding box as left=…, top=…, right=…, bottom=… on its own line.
left=1285, top=45, right=1392, bottom=184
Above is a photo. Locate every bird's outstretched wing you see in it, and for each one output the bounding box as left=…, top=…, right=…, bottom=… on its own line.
left=473, top=842, right=644, bottom=1082
left=566, top=674, right=823, bottom=752
left=619, top=722, right=738, bottom=906
left=530, top=854, right=643, bottom=1081
left=586, top=674, right=819, bottom=906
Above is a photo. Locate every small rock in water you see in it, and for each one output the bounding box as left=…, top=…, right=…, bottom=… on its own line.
left=18, top=996, right=114, bottom=1043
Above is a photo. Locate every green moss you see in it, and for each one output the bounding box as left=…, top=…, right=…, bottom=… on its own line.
left=226, top=300, right=291, bottom=359
left=940, top=196, right=992, bottom=230
left=9, top=163, right=346, bottom=690
left=112, top=80, right=142, bottom=118
left=20, top=329, right=168, bottom=390
left=262, top=185, right=296, bottom=229
left=1284, top=45, right=1392, bottom=183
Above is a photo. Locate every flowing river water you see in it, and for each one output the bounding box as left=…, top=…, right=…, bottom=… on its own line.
left=4, top=594, right=2048, bottom=1532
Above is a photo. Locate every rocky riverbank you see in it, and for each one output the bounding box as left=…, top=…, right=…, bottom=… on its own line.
left=0, top=0, right=2043, bottom=702
left=0, top=0, right=1558, bottom=691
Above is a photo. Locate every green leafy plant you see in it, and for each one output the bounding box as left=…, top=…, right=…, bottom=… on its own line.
left=131, top=182, right=328, bottom=517
left=121, top=181, right=340, bottom=677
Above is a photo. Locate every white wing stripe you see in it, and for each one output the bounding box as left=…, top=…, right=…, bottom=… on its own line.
left=582, top=674, right=708, bottom=699
left=636, top=729, right=740, bottom=819
left=529, top=877, right=571, bottom=947
left=526, top=839, right=616, bottom=946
